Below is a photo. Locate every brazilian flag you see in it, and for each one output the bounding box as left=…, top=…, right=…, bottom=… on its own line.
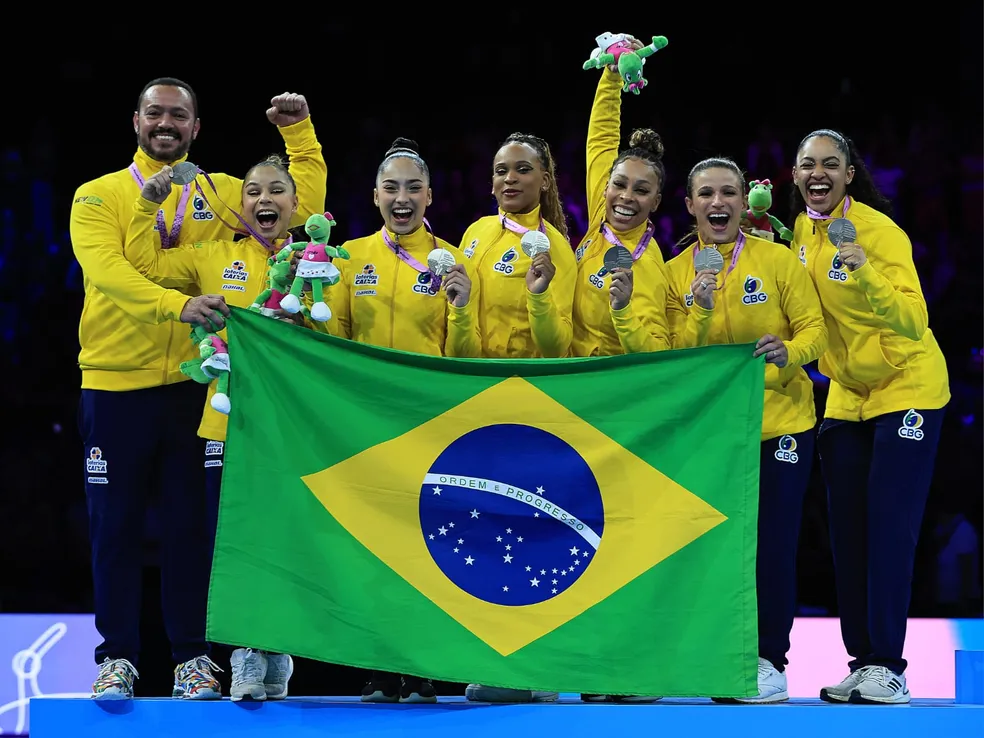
left=207, top=307, right=763, bottom=697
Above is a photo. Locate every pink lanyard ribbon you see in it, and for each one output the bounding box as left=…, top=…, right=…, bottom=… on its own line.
left=601, top=220, right=654, bottom=260
left=129, top=163, right=191, bottom=249
left=131, top=161, right=281, bottom=251
left=692, top=231, right=746, bottom=285
left=806, top=195, right=851, bottom=221
left=380, top=218, right=442, bottom=291
left=500, top=214, right=546, bottom=236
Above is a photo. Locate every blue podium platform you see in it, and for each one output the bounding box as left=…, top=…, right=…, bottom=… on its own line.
left=29, top=695, right=984, bottom=738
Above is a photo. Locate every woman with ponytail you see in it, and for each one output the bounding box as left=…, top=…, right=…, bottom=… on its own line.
left=314, top=137, right=482, bottom=362
left=570, top=37, right=670, bottom=360
left=457, top=132, right=577, bottom=359
left=664, top=156, right=827, bottom=704
left=790, top=129, right=949, bottom=706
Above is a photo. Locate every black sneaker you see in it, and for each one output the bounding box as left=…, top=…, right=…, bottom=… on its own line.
left=581, top=694, right=610, bottom=702
left=361, top=671, right=400, bottom=703
left=400, top=675, right=437, bottom=703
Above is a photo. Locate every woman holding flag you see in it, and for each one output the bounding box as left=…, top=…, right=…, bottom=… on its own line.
left=664, top=156, right=827, bottom=703
left=124, top=147, right=324, bottom=703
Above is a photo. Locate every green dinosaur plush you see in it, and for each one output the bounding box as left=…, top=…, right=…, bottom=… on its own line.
left=583, top=35, right=669, bottom=95
left=249, top=250, right=310, bottom=320
left=278, top=212, right=350, bottom=322
left=178, top=320, right=231, bottom=415
left=745, top=179, right=794, bottom=242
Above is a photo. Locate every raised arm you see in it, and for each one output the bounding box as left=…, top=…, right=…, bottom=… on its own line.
left=585, top=69, right=625, bottom=222
left=225, top=93, right=327, bottom=228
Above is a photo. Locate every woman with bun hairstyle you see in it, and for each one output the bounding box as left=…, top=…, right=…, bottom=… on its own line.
left=664, top=156, right=827, bottom=704
left=315, top=138, right=482, bottom=361
left=571, top=36, right=670, bottom=360
left=790, top=129, right=949, bottom=705
left=457, top=131, right=576, bottom=359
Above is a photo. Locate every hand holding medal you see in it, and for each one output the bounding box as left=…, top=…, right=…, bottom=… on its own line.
left=691, top=247, right=723, bottom=309
left=828, top=217, right=865, bottom=271
left=604, top=246, right=635, bottom=310
left=429, top=248, right=471, bottom=308
left=522, top=231, right=555, bottom=295
left=141, top=166, right=174, bottom=204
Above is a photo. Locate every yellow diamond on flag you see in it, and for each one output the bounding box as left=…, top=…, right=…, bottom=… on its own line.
left=302, top=376, right=727, bottom=656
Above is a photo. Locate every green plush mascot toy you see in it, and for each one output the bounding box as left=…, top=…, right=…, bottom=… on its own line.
left=745, top=179, right=794, bottom=242
left=277, top=212, right=350, bottom=322
left=583, top=33, right=669, bottom=95
left=179, top=320, right=232, bottom=415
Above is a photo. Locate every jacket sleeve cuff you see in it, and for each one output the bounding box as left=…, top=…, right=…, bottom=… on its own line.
left=159, top=291, right=190, bottom=323
left=526, top=288, right=554, bottom=316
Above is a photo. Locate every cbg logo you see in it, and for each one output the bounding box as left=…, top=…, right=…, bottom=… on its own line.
left=741, top=275, right=769, bottom=305
left=192, top=194, right=214, bottom=221
left=828, top=253, right=848, bottom=282
left=589, top=264, right=609, bottom=290
left=898, top=409, right=925, bottom=440
left=774, top=435, right=799, bottom=464
left=412, top=271, right=438, bottom=295
left=494, top=247, right=517, bottom=274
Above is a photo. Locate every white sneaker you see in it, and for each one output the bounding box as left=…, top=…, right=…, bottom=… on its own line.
left=231, top=648, right=268, bottom=702
left=91, top=658, right=138, bottom=700
left=264, top=653, right=294, bottom=700
left=849, top=666, right=910, bottom=704
left=819, top=667, right=870, bottom=703
left=465, top=684, right=558, bottom=703
left=732, top=658, right=788, bottom=703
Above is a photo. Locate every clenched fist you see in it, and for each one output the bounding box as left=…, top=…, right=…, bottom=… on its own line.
left=266, top=92, right=310, bottom=127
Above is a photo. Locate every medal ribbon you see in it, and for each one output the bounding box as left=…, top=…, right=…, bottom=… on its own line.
left=129, top=163, right=191, bottom=249
left=806, top=195, right=851, bottom=221
left=380, top=218, right=442, bottom=291
left=601, top=220, right=654, bottom=261
left=500, top=214, right=546, bottom=236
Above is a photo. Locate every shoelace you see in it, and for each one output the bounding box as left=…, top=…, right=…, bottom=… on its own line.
left=179, top=655, right=223, bottom=689
left=94, top=658, right=139, bottom=690
left=237, top=649, right=266, bottom=683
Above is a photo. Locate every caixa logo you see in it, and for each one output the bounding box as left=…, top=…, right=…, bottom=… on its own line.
left=774, top=435, right=799, bottom=464
left=192, top=194, right=213, bottom=221
left=493, top=247, right=517, bottom=274
left=898, top=409, right=925, bottom=440
left=828, top=253, right=848, bottom=282
left=741, top=275, right=769, bottom=305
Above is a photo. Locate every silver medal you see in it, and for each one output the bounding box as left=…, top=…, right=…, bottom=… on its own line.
left=694, top=247, right=724, bottom=272
left=603, top=245, right=634, bottom=271
left=170, top=161, right=199, bottom=185
left=520, top=230, right=551, bottom=258
left=427, top=248, right=456, bottom=277
left=827, top=218, right=857, bottom=247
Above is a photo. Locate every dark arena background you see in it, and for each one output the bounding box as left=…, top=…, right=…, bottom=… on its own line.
left=1, top=11, right=981, bottom=737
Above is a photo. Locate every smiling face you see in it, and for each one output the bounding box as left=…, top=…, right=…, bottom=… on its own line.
left=685, top=167, right=746, bottom=245
left=794, top=135, right=855, bottom=214
left=374, top=156, right=432, bottom=235
left=492, top=142, right=548, bottom=214
left=605, top=156, right=662, bottom=230
left=241, top=164, right=297, bottom=240
left=133, top=85, right=199, bottom=163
